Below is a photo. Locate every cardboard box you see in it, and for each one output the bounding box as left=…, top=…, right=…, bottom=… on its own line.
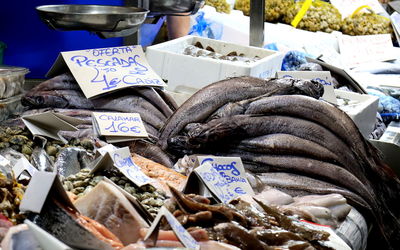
left=335, top=90, right=379, bottom=138
left=146, top=35, right=284, bottom=92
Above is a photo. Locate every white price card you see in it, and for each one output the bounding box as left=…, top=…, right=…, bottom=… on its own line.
left=197, top=156, right=254, bottom=197
left=144, top=206, right=200, bottom=250
left=12, top=157, right=38, bottom=178
left=110, top=147, right=153, bottom=187
left=91, top=146, right=153, bottom=187
left=194, top=158, right=254, bottom=204
left=338, top=34, right=395, bottom=68
left=21, top=111, right=85, bottom=143
left=92, top=112, right=148, bottom=143
left=47, top=46, right=166, bottom=98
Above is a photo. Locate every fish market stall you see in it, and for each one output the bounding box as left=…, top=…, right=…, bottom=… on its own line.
left=1, top=1, right=400, bottom=249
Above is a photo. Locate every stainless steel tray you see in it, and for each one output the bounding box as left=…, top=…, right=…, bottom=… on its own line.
left=36, top=5, right=149, bottom=38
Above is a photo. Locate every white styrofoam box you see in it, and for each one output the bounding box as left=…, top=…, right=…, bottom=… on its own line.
left=335, top=89, right=379, bottom=138
left=146, top=35, right=284, bottom=92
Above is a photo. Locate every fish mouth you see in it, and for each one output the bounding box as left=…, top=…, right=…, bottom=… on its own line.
left=21, top=96, right=42, bottom=107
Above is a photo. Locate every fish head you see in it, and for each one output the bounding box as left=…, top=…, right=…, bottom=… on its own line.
left=22, top=93, right=69, bottom=108
left=293, top=79, right=324, bottom=99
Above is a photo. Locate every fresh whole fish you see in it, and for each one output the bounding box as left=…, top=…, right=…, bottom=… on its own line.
left=133, top=87, right=174, bottom=117
left=184, top=114, right=362, bottom=178
left=22, top=89, right=94, bottom=109
left=31, top=147, right=54, bottom=172
left=243, top=95, right=400, bottom=236
left=244, top=95, right=395, bottom=181
left=23, top=90, right=167, bottom=130
left=220, top=151, right=374, bottom=204
left=92, top=94, right=166, bottom=130
left=154, top=88, right=179, bottom=111
left=55, top=147, right=94, bottom=177
left=158, top=77, right=324, bottom=150
left=28, top=73, right=80, bottom=92
left=120, top=140, right=174, bottom=168
left=233, top=134, right=344, bottom=166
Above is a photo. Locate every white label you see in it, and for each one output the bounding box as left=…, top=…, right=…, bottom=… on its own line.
left=338, top=34, right=395, bottom=68
left=144, top=206, right=200, bottom=250
left=194, top=162, right=238, bottom=203
left=391, top=12, right=400, bottom=45
left=96, top=144, right=119, bottom=156
left=330, top=0, right=386, bottom=18
left=0, top=155, right=10, bottom=167
left=276, top=71, right=337, bottom=104
left=197, top=156, right=254, bottom=196
left=61, top=46, right=166, bottom=98
left=20, top=172, right=76, bottom=213
left=110, top=147, right=153, bottom=187
left=12, top=157, right=38, bottom=178
left=92, top=112, right=148, bottom=142
left=21, top=111, right=79, bottom=143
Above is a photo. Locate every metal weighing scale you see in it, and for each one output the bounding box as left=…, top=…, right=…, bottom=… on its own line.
left=36, top=0, right=266, bottom=47
left=36, top=0, right=205, bottom=41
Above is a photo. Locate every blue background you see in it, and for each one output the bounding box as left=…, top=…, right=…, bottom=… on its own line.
left=0, top=1, right=125, bottom=78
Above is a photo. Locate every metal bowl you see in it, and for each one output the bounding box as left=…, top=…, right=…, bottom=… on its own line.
left=36, top=5, right=149, bottom=33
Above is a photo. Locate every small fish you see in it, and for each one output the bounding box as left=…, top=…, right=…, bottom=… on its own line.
left=31, top=147, right=54, bottom=172
left=55, top=147, right=94, bottom=177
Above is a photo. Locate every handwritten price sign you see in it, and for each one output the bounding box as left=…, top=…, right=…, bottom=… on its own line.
left=197, top=156, right=254, bottom=202
left=59, top=46, right=166, bottom=98
left=194, top=161, right=252, bottom=204
left=110, top=147, right=153, bottom=187
left=92, top=112, right=148, bottom=142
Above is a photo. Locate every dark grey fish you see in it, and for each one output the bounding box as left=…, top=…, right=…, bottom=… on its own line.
left=22, top=89, right=167, bottom=130
left=28, top=73, right=80, bottom=92
left=244, top=95, right=400, bottom=235
left=234, top=134, right=343, bottom=166
left=119, top=140, right=174, bottom=168
left=31, top=147, right=54, bottom=172
left=154, top=88, right=179, bottom=111
left=218, top=151, right=374, bottom=205
left=244, top=95, right=394, bottom=180
left=29, top=199, right=115, bottom=250
left=185, top=114, right=361, bottom=179
left=55, top=147, right=94, bottom=177
left=133, top=87, right=174, bottom=117
left=158, top=77, right=324, bottom=150
left=22, top=90, right=94, bottom=109
left=92, top=94, right=167, bottom=130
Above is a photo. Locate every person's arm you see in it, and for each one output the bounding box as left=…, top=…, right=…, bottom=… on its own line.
left=166, top=15, right=190, bottom=39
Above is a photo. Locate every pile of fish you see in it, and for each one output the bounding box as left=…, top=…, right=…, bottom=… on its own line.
left=159, top=76, right=400, bottom=249
left=21, top=73, right=178, bottom=143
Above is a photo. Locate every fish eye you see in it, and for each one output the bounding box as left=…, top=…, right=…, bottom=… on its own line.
left=35, top=96, right=44, bottom=105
